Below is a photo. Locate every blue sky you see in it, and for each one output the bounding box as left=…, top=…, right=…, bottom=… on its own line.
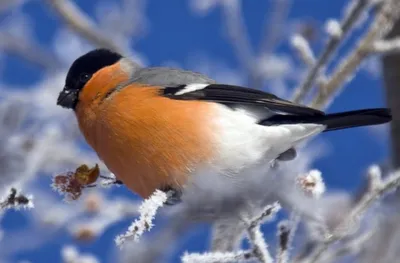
left=0, top=0, right=391, bottom=262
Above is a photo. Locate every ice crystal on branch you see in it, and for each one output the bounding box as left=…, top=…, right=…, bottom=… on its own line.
left=115, top=189, right=168, bottom=247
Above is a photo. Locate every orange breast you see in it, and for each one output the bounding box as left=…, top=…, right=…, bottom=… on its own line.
left=76, top=82, right=217, bottom=198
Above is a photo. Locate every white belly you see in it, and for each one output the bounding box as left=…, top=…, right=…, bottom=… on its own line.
left=209, top=104, right=326, bottom=174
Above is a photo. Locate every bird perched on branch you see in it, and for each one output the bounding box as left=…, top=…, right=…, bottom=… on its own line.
left=57, top=48, right=391, bottom=204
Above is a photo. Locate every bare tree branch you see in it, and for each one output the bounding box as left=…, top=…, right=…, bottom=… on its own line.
left=291, top=0, right=370, bottom=104
left=310, top=0, right=400, bottom=110
left=210, top=218, right=244, bottom=252
left=303, top=168, right=400, bottom=263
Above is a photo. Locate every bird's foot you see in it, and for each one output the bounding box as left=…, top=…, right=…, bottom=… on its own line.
left=160, top=185, right=183, bottom=206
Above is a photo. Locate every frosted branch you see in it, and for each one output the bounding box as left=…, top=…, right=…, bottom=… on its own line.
left=291, top=0, right=370, bottom=103
left=181, top=250, right=254, bottom=263
left=320, top=228, right=376, bottom=263
left=310, top=0, right=400, bottom=109
left=245, top=202, right=281, bottom=263
left=183, top=203, right=280, bottom=263
left=210, top=218, right=244, bottom=252
left=115, top=189, right=168, bottom=248
left=246, top=225, right=274, bottom=263
left=304, top=168, right=400, bottom=263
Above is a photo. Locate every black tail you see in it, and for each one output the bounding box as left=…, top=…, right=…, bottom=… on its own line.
left=260, top=108, right=391, bottom=132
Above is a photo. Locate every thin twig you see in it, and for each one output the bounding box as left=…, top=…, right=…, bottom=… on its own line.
left=247, top=225, right=274, bottom=263
left=291, top=0, right=370, bottom=104
left=210, top=218, right=245, bottom=252
left=305, top=168, right=400, bottom=263
left=320, top=228, right=376, bottom=263
left=310, top=0, right=400, bottom=110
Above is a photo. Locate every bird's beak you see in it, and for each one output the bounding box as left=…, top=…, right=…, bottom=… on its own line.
left=57, top=87, right=78, bottom=109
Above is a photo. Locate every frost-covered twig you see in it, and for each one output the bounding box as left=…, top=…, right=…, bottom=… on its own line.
left=245, top=202, right=281, bottom=263
left=210, top=218, right=245, bottom=252
left=115, top=189, right=168, bottom=247
left=320, top=228, right=376, bottom=263
left=0, top=187, right=34, bottom=211
left=183, top=203, right=280, bottom=263
left=310, top=0, right=400, bottom=109
left=246, top=224, right=274, bottom=263
left=181, top=250, right=254, bottom=263
left=45, top=0, right=126, bottom=54
left=291, top=0, right=371, bottom=103
left=305, top=167, right=400, bottom=263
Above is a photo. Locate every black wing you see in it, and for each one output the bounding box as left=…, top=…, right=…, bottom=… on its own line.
left=161, top=84, right=324, bottom=117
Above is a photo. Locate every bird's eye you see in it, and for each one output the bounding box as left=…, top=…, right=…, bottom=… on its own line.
left=79, top=73, right=91, bottom=82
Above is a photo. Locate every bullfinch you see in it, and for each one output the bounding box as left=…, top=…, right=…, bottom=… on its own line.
left=56, top=48, right=391, bottom=204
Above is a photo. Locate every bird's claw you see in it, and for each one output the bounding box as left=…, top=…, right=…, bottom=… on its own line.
left=160, top=185, right=183, bottom=205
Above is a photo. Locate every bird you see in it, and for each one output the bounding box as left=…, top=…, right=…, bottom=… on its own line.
left=57, top=48, right=391, bottom=204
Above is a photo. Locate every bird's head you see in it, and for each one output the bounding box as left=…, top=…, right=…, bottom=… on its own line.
left=57, top=48, right=123, bottom=110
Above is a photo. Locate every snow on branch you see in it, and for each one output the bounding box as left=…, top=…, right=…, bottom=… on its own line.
left=181, top=250, right=254, bottom=263
left=303, top=166, right=400, bottom=263
left=182, top=202, right=281, bottom=263
left=115, top=189, right=168, bottom=248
